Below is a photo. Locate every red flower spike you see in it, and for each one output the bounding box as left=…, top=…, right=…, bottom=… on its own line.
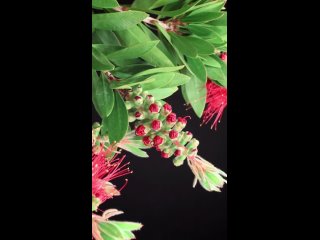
left=169, top=130, right=179, bottom=139
left=135, top=125, right=147, bottom=136
left=202, top=81, right=227, bottom=130
left=92, top=151, right=131, bottom=203
left=149, top=103, right=159, bottom=113
left=153, top=135, right=164, bottom=146
left=166, top=113, right=177, bottom=123
left=151, top=119, right=162, bottom=131
left=142, top=136, right=152, bottom=146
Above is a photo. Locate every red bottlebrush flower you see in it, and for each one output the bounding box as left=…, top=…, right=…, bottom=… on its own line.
left=162, top=103, right=172, bottom=114
left=169, top=130, right=179, bottom=139
left=135, top=111, right=142, bottom=118
left=166, top=113, right=177, bottom=123
left=153, top=135, right=164, bottom=146
left=149, top=103, right=159, bottom=113
left=202, top=81, right=227, bottom=130
left=151, top=119, right=162, bottom=131
left=174, top=149, right=182, bottom=157
left=142, top=136, right=152, bottom=146
left=92, top=150, right=131, bottom=204
left=161, top=151, right=169, bottom=158
left=135, top=125, right=147, bottom=136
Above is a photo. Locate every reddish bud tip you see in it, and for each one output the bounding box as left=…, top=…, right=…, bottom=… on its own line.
left=220, top=52, right=227, bottom=61
left=166, top=113, right=177, bottom=123
left=174, top=149, right=182, bottom=156
left=151, top=119, right=162, bottom=131
left=134, top=96, right=142, bottom=100
left=147, top=95, right=153, bottom=99
left=155, top=145, right=161, bottom=152
left=169, top=130, right=179, bottom=139
left=177, top=117, right=188, bottom=125
left=135, top=125, right=147, bottom=136
left=135, top=112, right=142, bottom=118
left=161, top=151, right=169, bottom=158
left=142, top=136, right=152, bottom=146
left=163, top=103, right=172, bottom=113
left=153, top=135, right=164, bottom=146
left=149, top=103, right=159, bottom=113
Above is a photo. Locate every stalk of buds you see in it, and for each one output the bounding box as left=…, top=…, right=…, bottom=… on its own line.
left=124, top=85, right=227, bottom=192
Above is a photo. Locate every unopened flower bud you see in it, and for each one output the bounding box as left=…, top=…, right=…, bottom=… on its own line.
left=174, top=148, right=182, bottom=157
left=153, top=135, right=164, bottom=146
left=186, top=138, right=200, bottom=149
left=151, top=119, right=162, bottom=131
left=161, top=150, right=170, bottom=158
left=133, top=96, right=143, bottom=106
left=173, top=155, right=186, bottom=166
left=166, top=113, right=177, bottom=123
left=149, top=103, right=160, bottom=113
left=135, top=125, right=149, bottom=136
left=145, top=95, right=155, bottom=104
left=142, top=136, right=152, bottom=146
left=169, top=130, right=179, bottom=139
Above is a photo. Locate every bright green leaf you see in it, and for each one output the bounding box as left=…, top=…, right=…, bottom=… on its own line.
left=92, top=71, right=115, bottom=118
left=182, top=11, right=224, bottom=23
left=184, top=36, right=214, bottom=55
left=92, top=11, right=148, bottom=31
left=92, top=30, right=121, bottom=45
left=186, top=57, right=207, bottom=83
left=170, top=33, right=198, bottom=58
left=102, top=91, right=128, bottom=143
left=181, top=73, right=207, bottom=118
left=119, top=144, right=149, bottom=158
left=107, top=41, right=159, bottom=61
left=92, top=47, right=114, bottom=71
left=110, top=75, right=156, bottom=89
left=92, top=0, right=119, bottom=9
left=147, top=87, right=178, bottom=99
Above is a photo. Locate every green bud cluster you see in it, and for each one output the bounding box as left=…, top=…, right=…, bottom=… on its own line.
left=124, top=85, right=200, bottom=167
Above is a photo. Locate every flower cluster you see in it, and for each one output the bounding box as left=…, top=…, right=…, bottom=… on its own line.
left=124, top=85, right=227, bottom=191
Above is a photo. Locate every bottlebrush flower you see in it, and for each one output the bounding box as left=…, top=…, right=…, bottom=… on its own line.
left=202, top=81, right=227, bottom=130
left=187, top=155, right=227, bottom=192
left=92, top=150, right=131, bottom=205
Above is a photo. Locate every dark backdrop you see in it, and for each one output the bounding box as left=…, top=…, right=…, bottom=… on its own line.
left=93, top=92, right=227, bottom=240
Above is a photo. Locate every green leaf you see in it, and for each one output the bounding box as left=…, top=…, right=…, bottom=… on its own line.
left=142, top=72, right=190, bottom=90
left=92, top=0, right=119, bottom=9
left=182, top=11, right=224, bottom=23
left=184, top=36, right=214, bottom=55
left=110, top=75, right=156, bottom=89
left=107, top=41, right=159, bottom=61
left=109, top=221, right=143, bottom=232
left=92, top=11, right=148, bottom=31
left=131, top=2, right=198, bottom=18
left=147, top=87, right=178, bottom=99
left=99, top=222, right=125, bottom=239
left=187, top=0, right=225, bottom=15
left=201, top=54, right=221, bottom=68
left=206, top=66, right=227, bottom=87
left=102, top=91, right=128, bottom=143
left=170, top=33, right=197, bottom=58
left=92, top=47, right=114, bottom=71
left=114, top=26, right=175, bottom=67
left=130, top=65, right=185, bottom=78
left=208, top=12, right=227, bottom=26
left=186, top=57, right=207, bottom=83
left=92, top=30, right=121, bottom=45
left=92, top=71, right=115, bottom=118
left=132, top=0, right=179, bottom=9
left=181, top=73, right=207, bottom=118
left=119, top=144, right=149, bottom=158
